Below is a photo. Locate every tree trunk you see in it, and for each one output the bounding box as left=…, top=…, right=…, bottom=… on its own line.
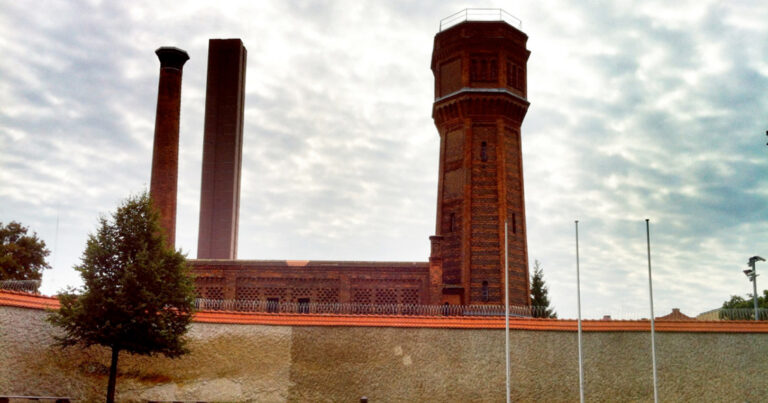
left=106, top=346, right=119, bottom=403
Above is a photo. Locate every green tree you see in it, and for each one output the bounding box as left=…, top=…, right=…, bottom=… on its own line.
left=0, top=221, right=51, bottom=289
left=720, top=290, right=768, bottom=320
left=47, top=192, right=195, bottom=403
left=530, top=260, right=557, bottom=318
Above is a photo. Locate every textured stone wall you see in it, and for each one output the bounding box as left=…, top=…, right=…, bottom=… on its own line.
left=2, top=305, right=767, bottom=402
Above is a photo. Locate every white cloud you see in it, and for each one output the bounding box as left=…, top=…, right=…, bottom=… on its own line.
left=1, top=1, right=767, bottom=319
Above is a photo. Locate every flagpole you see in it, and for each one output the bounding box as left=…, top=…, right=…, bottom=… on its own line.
left=646, top=219, right=659, bottom=403
left=575, top=220, right=584, bottom=403
left=505, top=220, right=510, bottom=403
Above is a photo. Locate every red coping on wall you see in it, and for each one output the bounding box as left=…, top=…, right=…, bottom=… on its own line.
left=2, top=290, right=767, bottom=333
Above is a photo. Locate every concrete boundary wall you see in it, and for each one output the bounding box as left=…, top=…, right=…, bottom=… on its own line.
left=1, top=291, right=767, bottom=401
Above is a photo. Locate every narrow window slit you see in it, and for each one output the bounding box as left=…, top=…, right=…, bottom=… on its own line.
left=512, top=213, right=517, bottom=234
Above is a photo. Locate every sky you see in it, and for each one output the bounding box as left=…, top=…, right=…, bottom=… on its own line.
left=1, top=0, right=767, bottom=319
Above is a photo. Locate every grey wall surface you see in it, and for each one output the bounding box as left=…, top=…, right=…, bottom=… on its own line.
left=1, top=305, right=766, bottom=402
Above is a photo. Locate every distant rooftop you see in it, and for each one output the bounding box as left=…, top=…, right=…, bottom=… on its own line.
left=439, top=8, right=522, bottom=32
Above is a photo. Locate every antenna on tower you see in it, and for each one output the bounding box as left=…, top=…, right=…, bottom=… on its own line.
left=53, top=206, right=60, bottom=272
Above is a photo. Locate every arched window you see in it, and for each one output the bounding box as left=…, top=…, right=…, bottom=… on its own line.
left=482, top=281, right=489, bottom=302
left=480, top=141, right=488, bottom=162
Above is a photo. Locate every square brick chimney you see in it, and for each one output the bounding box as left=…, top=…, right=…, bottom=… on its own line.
left=197, top=39, right=247, bottom=259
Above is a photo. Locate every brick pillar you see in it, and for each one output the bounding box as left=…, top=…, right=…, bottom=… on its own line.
left=428, top=235, right=444, bottom=305
left=150, top=47, right=189, bottom=248
left=224, top=270, right=237, bottom=300
left=197, top=39, right=247, bottom=259
left=339, top=273, right=351, bottom=304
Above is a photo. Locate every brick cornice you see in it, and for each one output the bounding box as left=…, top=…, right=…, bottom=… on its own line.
left=432, top=91, right=529, bottom=126
left=431, top=21, right=529, bottom=71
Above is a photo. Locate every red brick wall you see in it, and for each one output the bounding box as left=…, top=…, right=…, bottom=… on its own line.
left=190, top=260, right=431, bottom=306
left=470, top=124, right=501, bottom=303
left=503, top=125, right=529, bottom=305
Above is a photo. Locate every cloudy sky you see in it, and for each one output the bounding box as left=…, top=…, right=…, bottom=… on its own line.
left=1, top=0, right=766, bottom=319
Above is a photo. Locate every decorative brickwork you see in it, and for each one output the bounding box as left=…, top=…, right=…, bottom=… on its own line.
left=375, top=289, right=398, bottom=305
left=196, top=276, right=225, bottom=300
left=316, top=288, right=339, bottom=304
left=236, top=287, right=260, bottom=300
left=350, top=288, right=371, bottom=305
left=203, top=287, right=224, bottom=300
left=190, top=260, right=430, bottom=305
left=402, top=289, right=419, bottom=305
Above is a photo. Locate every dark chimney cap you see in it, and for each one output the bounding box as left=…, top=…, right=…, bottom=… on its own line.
left=155, top=47, right=190, bottom=70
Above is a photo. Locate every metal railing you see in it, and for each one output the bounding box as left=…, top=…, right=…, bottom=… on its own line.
left=440, top=9, right=522, bottom=32
left=0, top=279, right=41, bottom=293
left=194, top=298, right=552, bottom=317
left=4, top=283, right=761, bottom=321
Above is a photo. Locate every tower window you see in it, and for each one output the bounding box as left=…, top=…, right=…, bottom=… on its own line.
left=482, top=281, right=489, bottom=302
left=512, top=213, right=517, bottom=234
left=471, top=55, right=498, bottom=82
left=449, top=213, right=456, bottom=232
left=507, top=61, right=525, bottom=91
left=480, top=141, right=488, bottom=162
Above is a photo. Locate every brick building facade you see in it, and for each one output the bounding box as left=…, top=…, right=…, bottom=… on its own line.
left=151, top=15, right=531, bottom=307
left=192, top=260, right=437, bottom=306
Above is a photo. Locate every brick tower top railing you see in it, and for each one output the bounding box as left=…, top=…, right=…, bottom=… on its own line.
left=439, top=8, right=522, bottom=32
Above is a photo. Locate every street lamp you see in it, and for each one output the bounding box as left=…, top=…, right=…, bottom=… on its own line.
left=744, top=256, right=765, bottom=321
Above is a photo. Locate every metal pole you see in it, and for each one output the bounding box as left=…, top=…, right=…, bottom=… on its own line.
left=646, top=219, right=659, bottom=403
left=505, top=220, right=511, bottom=403
left=575, top=220, right=584, bottom=403
left=752, top=262, right=759, bottom=321
left=751, top=259, right=759, bottom=321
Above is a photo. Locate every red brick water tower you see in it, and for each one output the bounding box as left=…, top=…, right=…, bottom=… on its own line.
left=429, top=13, right=531, bottom=306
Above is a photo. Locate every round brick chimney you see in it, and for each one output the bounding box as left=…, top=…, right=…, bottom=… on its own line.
left=150, top=46, right=189, bottom=248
